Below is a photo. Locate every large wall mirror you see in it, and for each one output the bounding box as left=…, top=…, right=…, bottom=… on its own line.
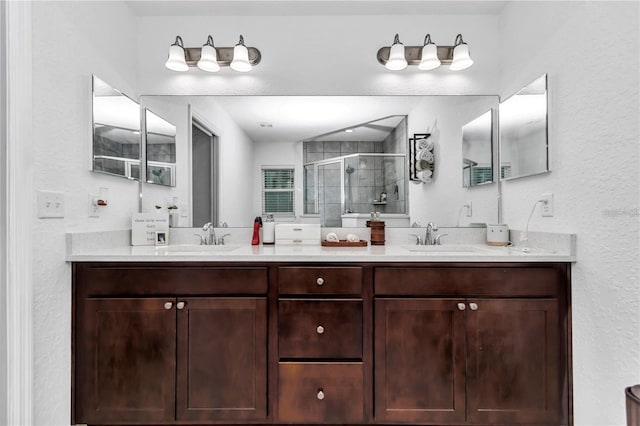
left=91, top=75, right=141, bottom=180
left=139, top=95, right=499, bottom=228
left=462, top=109, right=494, bottom=187
left=499, top=74, right=549, bottom=180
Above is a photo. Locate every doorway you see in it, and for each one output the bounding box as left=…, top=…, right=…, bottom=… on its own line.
left=191, top=119, right=218, bottom=227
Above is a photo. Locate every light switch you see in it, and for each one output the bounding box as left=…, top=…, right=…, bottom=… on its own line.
left=38, top=190, right=65, bottom=218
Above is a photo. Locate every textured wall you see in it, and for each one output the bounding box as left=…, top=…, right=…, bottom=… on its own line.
left=31, top=2, right=140, bottom=424
left=498, top=2, right=640, bottom=424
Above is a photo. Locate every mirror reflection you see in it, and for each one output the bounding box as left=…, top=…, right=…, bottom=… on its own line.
left=92, top=75, right=141, bottom=180
left=145, top=109, right=177, bottom=187
left=499, top=74, right=549, bottom=180
left=462, top=110, right=494, bottom=187
left=139, top=95, right=499, bottom=228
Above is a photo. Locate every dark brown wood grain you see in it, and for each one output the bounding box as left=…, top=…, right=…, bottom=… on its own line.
left=278, top=266, right=362, bottom=295
left=374, top=298, right=466, bottom=424
left=176, top=297, right=267, bottom=422
left=627, top=385, right=640, bottom=426
left=278, top=362, right=364, bottom=423
left=278, top=299, right=363, bottom=359
left=465, top=298, right=561, bottom=424
left=75, top=297, right=176, bottom=424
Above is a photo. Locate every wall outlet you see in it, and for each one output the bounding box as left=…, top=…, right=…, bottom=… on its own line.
left=89, top=194, right=100, bottom=217
left=38, top=190, right=65, bottom=218
left=464, top=201, right=473, bottom=217
left=541, top=193, right=554, bottom=217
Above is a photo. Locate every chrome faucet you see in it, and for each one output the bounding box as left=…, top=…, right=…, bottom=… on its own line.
left=425, top=222, right=438, bottom=245
left=202, top=222, right=216, bottom=245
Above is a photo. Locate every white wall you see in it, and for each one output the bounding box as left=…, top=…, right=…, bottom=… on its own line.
left=0, top=2, right=7, bottom=422
left=31, top=2, right=140, bottom=424
left=498, top=2, right=640, bottom=424
left=137, top=14, right=500, bottom=96
left=408, top=96, right=499, bottom=227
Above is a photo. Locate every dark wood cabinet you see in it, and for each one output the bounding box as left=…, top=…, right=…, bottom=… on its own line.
left=73, top=262, right=571, bottom=426
left=75, top=297, right=177, bottom=424
left=73, top=264, right=268, bottom=425
left=374, top=265, right=569, bottom=425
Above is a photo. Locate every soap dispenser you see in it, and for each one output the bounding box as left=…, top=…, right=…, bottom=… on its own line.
left=251, top=216, right=262, bottom=245
left=263, top=214, right=275, bottom=245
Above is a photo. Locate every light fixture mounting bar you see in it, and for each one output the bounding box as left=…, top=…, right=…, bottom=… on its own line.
left=377, top=46, right=454, bottom=66
left=184, top=46, right=262, bottom=67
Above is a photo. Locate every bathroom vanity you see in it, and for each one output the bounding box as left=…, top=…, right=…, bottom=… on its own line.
left=71, top=247, right=573, bottom=426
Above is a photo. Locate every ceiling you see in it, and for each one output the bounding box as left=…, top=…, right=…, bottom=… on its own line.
left=183, top=96, right=426, bottom=143
left=126, top=1, right=508, bottom=17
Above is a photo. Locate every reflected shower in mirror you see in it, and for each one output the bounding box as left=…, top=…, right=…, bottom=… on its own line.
left=462, top=109, right=493, bottom=187
left=145, top=109, right=177, bottom=187
left=92, top=75, right=141, bottom=180
left=500, top=74, right=549, bottom=180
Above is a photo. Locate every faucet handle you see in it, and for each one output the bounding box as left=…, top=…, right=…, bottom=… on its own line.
left=217, top=234, right=231, bottom=245
left=409, top=233, right=423, bottom=245
left=434, top=233, right=448, bottom=245
left=194, top=234, right=207, bottom=245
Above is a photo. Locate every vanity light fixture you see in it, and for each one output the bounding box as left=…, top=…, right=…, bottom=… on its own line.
left=377, top=33, right=473, bottom=71
left=165, top=34, right=261, bottom=72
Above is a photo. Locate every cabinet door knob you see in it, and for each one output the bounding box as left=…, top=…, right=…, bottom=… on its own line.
left=469, top=302, right=478, bottom=311
left=176, top=301, right=186, bottom=310
left=164, top=302, right=173, bottom=310
left=317, top=390, right=325, bottom=400
left=316, top=277, right=324, bottom=286
left=457, top=303, right=466, bottom=311
left=316, top=325, right=325, bottom=334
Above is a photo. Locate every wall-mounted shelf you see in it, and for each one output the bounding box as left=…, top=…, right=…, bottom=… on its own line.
left=372, top=202, right=387, bottom=206
left=409, top=133, right=434, bottom=183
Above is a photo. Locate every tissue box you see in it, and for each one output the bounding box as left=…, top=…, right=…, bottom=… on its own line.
left=275, top=224, right=321, bottom=245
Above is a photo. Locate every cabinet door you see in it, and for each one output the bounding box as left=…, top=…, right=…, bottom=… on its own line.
left=176, top=298, right=267, bottom=421
left=374, top=298, right=466, bottom=424
left=75, top=298, right=177, bottom=424
left=466, top=298, right=561, bottom=424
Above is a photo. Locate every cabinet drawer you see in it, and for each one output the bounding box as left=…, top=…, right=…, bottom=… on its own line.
left=77, top=265, right=268, bottom=296
left=279, top=267, right=362, bottom=295
left=278, top=362, right=364, bottom=423
left=375, top=266, right=564, bottom=297
left=279, top=300, right=363, bottom=359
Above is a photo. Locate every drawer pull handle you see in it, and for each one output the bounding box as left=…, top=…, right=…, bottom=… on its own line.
left=457, top=303, right=466, bottom=311
left=164, top=302, right=173, bottom=310
left=316, top=325, right=325, bottom=334
left=317, top=390, right=325, bottom=400
left=469, top=302, right=478, bottom=311
left=176, top=301, right=186, bottom=310
left=316, top=277, right=324, bottom=286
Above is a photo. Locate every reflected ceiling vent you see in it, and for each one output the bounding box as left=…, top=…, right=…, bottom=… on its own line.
left=258, top=122, right=273, bottom=128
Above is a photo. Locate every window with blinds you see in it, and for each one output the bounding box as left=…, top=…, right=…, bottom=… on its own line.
left=262, top=168, right=294, bottom=215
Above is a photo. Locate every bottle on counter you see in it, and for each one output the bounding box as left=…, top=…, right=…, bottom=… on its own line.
left=251, top=216, right=262, bottom=245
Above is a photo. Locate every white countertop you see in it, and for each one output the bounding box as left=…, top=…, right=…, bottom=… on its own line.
left=65, top=228, right=576, bottom=263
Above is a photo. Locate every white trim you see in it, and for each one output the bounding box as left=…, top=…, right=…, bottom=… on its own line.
left=4, top=2, right=34, bottom=425
left=0, top=1, right=8, bottom=423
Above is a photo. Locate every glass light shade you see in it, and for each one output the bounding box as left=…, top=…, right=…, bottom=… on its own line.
left=230, top=44, right=252, bottom=72
left=197, top=44, right=220, bottom=72
left=386, top=42, right=407, bottom=71
left=450, top=43, right=473, bottom=70
left=418, top=43, right=441, bottom=70
left=165, top=44, right=188, bottom=72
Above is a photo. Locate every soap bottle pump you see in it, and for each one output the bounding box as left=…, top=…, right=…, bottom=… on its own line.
left=251, top=216, right=262, bottom=245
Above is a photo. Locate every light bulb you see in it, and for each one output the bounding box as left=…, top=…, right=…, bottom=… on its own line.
left=230, top=35, right=252, bottom=72
left=165, top=36, right=188, bottom=72
left=385, top=34, right=407, bottom=71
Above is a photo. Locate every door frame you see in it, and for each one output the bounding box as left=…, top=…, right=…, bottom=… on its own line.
left=2, top=1, right=34, bottom=425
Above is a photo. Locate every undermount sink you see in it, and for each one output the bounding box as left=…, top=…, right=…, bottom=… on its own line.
left=403, top=245, right=487, bottom=254
left=156, top=244, right=240, bottom=254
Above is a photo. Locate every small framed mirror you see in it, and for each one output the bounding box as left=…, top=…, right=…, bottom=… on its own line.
left=144, top=108, right=177, bottom=187
left=462, top=109, right=494, bottom=187
left=91, top=75, right=141, bottom=180
left=499, top=74, right=549, bottom=180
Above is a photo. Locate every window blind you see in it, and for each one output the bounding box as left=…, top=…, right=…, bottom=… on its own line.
left=262, top=168, right=294, bottom=215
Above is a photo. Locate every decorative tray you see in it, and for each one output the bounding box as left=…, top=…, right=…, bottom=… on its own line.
left=321, top=240, right=368, bottom=247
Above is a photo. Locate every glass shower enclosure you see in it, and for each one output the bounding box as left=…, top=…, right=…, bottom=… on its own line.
left=304, top=153, right=407, bottom=227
